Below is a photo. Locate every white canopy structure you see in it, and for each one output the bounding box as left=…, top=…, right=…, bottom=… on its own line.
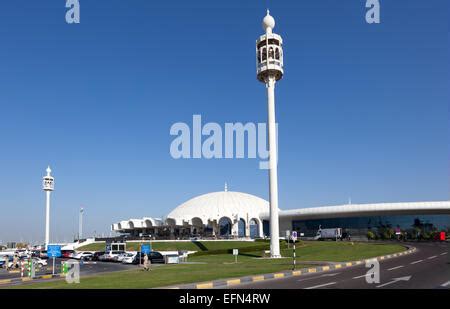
left=111, top=189, right=268, bottom=239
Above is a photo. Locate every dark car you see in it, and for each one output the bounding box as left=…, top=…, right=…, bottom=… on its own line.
left=91, top=251, right=105, bottom=261
left=132, top=252, right=165, bottom=264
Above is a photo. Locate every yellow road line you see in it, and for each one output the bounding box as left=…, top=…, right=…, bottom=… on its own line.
left=322, top=266, right=330, bottom=271
left=292, top=270, right=302, bottom=276
left=273, top=273, right=284, bottom=278
left=334, top=264, right=342, bottom=269
left=41, top=275, right=53, bottom=279
left=308, top=268, right=317, bottom=273
left=346, top=262, right=352, bottom=267
left=0, top=279, right=12, bottom=285
left=21, top=277, right=32, bottom=282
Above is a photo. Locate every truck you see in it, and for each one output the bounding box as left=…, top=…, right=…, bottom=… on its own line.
left=314, top=228, right=343, bottom=241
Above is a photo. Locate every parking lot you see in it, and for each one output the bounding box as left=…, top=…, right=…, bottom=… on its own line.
left=0, top=258, right=163, bottom=284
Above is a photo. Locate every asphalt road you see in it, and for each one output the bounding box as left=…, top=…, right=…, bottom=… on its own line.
left=231, top=242, right=449, bottom=289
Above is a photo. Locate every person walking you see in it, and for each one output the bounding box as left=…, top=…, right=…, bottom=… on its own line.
left=12, top=254, right=19, bottom=269
left=143, top=253, right=150, bottom=271
left=3, top=255, right=9, bottom=270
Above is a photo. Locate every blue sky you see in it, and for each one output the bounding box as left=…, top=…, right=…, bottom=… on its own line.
left=0, top=0, right=448, bottom=243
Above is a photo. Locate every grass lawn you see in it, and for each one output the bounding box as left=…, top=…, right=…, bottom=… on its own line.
left=77, top=240, right=269, bottom=252
left=8, top=241, right=406, bottom=289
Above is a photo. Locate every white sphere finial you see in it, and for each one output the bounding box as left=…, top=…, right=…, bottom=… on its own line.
left=262, top=9, right=275, bottom=32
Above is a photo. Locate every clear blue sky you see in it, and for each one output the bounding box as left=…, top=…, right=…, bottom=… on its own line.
left=0, top=0, right=448, bottom=243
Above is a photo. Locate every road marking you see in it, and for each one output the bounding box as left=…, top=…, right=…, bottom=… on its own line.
left=321, top=272, right=341, bottom=277
left=292, top=271, right=302, bottom=276
left=304, top=282, right=337, bottom=289
left=440, top=252, right=447, bottom=256
left=427, top=255, right=437, bottom=260
left=352, top=274, right=369, bottom=279
left=274, top=273, right=284, bottom=278
left=346, top=262, right=352, bottom=267
left=387, top=265, right=404, bottom=271
left=334, top=264, right=342, bottom=269
left=376, top=276, right=411, bottom=288
left=308, top=268, right=316, bottom=273
left=322, top=266, right=330, bottom=271
left=441, top=281, right=450, bottom=287
left=410, top=259, right=423, bottom=265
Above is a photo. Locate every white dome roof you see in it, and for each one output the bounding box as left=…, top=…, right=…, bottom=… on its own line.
left=167, top=191, right=269, bottom=225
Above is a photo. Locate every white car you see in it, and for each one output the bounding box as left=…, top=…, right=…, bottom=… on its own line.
left=32, top=257, right=48, bottom=267
left=116, top=253, right=130, bottom=262
left=74, top=251, right=93, bottom=260
left=99, top=251, right=125, bottom=262
left=122, top=252, right=138, bottom=264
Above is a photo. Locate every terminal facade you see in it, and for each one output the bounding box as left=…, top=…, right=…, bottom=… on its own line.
left=111, top=189, right=450, bottom=241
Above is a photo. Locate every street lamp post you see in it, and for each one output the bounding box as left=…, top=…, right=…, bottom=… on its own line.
left=79, top=207, right=84, bottom=240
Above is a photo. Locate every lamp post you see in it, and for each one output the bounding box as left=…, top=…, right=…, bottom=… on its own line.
left=79, top=207, right=84, bottom=240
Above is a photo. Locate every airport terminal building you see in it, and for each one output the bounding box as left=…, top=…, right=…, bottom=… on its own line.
left=111, top=188, right=450, bottom=240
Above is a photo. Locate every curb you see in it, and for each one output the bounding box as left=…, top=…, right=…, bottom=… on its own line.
left=162, top=246, right=416, bottom=289
left=0, top=273, right=65, bottom=286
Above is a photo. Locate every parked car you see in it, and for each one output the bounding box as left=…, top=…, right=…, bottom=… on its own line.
left=61, top=250, right=75, bottom=258
left=120, top=252, right=138, bottom=264
left=130, top=252, right=165, bottom=265
left=74, top=251, right=93, bottom=261
left=90, top=251, right=105, bottom=261
left=117, top=252, right=134, bottom=263
left=99, top=251, right=125, bottom=262
left=39, top=251, right=48, bottom=259
left=31, top=257, right=48, bottom=267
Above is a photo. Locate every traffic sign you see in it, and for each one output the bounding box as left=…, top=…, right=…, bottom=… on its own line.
left=291, top=231, right=298, bottom=241
left=233, top=249, right=238, bottom=256
left=47, top=245, right=61, bottom=258
left=141, top=244, right=151, bottom=255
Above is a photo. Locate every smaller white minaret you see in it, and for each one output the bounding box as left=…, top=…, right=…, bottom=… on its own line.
left=256, top=10, right=284, bottom=258
left=43, top=166, right=54, bottom=248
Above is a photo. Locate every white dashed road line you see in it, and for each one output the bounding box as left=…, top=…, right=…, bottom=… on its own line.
left=441, top=281, right=450, bottom=287
left=410, top=260, right=423, bottom=265
left=440, top=252, right=448, bottom=256
left=352, top=274, right=369, bottom=279
left=304, top=282, right=337, bottom=289
left=387, top=265, right=404, bottom=271
left=427, top=256, right=437, bottom=260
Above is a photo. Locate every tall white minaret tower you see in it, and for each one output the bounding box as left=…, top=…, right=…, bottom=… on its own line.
left=43, top=166, right=54, bottom=248
left=256, top=10, right=284, bottom=258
